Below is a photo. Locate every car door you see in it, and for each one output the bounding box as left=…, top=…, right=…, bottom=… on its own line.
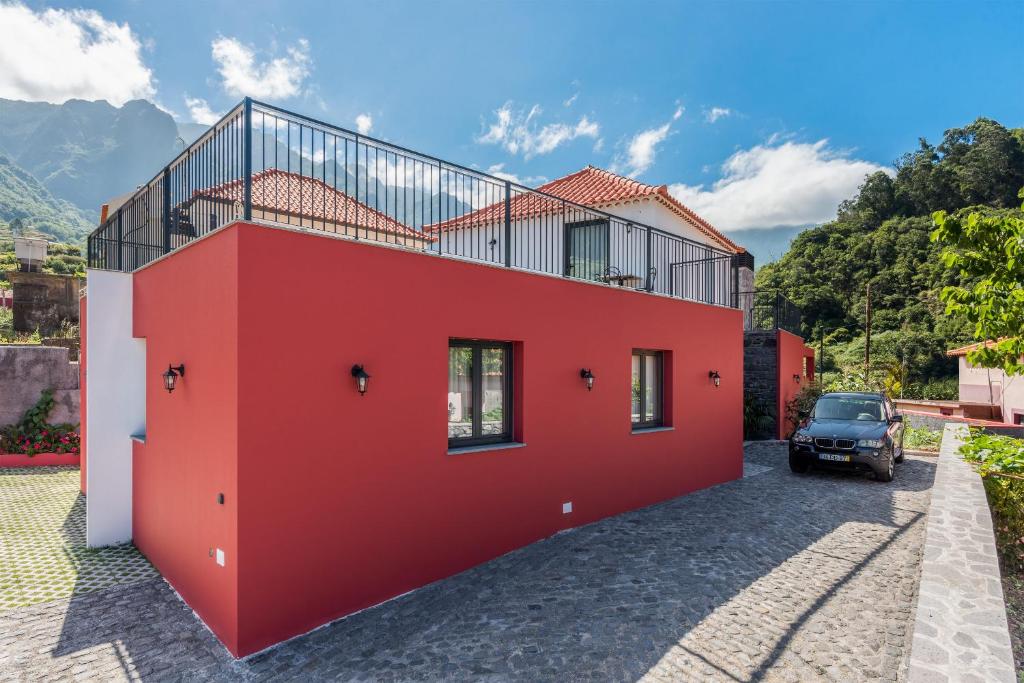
left=885, top=399, right=904, bottom=450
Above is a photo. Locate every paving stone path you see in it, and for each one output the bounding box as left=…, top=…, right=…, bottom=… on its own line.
left=1, top=444, right=936, bottom=682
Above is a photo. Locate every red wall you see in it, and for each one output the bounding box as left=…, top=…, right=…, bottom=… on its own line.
left=132, top=228, right=241, bottom=654
left=79, top=294, right=87, bottom=494
left=776, top=329, right=815, bottom=439
left=229, top=223, right=744, bottom=655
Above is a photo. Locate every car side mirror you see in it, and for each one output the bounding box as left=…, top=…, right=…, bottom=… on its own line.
left=891, top=414, right=903, bottom=423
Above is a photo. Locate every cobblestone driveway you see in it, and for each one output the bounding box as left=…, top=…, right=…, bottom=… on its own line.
left=1, top=444, right=935, bottom=682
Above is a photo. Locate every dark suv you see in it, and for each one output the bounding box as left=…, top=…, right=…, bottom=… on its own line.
left=789, top=392, right=905, bottom=482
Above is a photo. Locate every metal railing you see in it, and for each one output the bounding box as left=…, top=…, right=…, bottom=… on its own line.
left=88, top=98, right=737, bottom=307
left=735, top=290, right=803, bottom=335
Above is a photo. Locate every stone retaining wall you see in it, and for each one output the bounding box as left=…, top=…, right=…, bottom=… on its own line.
left=743, top=330, right=777, bottom=440
left=0, top=345, right=79, bottom=427
left=907, top=423, right=1016, bottom=682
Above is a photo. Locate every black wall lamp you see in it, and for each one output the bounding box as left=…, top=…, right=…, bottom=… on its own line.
left=793, top=374, right=802, bottom=383
left=708, top=370, right=721, bottom=387
left=580, top=368, right=595, bottom=391
left=163, top=364, right=185, bottom=393
left=351, top=365, right=371, bottom=396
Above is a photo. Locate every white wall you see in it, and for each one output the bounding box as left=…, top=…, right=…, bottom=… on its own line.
left=958, top=356, right=1024, bottom=424
left=85, top=269, right=146, bottom=547
left=436, top=197, right=732, bottom=304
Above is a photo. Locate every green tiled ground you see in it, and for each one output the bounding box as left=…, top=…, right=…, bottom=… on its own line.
left=0, top=466, right=157, bottom=612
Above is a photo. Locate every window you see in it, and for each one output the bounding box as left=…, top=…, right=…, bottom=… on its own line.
left=631, top=349, right=663, bottom=429
left=564, top=219, right=609, bottom=282
left=448, top=339, right=513, bottom=448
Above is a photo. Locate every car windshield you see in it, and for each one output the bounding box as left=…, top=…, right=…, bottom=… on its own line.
left=813, top=397, right=884, bottom=421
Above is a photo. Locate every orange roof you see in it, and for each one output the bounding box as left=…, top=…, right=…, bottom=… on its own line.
left=947, top=340, right=1002, bottom=357
left=193, top=169, right=432, bottom=241
left=426, top=166, right=740, bottom=253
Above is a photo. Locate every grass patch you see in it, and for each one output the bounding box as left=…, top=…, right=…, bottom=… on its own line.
left=903, top=426, right=942, bottom=452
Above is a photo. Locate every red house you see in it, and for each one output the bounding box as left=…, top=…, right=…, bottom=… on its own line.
left=81, top=99, right=807, bottom=657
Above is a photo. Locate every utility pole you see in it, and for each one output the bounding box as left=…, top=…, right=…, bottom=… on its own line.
left=819, top=327, right=825, bottom=385
left=864, top=282, right=872, bottom=380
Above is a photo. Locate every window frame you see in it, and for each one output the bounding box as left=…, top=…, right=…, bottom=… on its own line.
left=631, top=349, right=664, bottom=430
left=564, top=218, right=611, bottom=282
left=448, top=339, right=514, bottom=449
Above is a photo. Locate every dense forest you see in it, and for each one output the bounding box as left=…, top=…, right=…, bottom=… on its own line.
left=756, top=118, right=1024, bottom=399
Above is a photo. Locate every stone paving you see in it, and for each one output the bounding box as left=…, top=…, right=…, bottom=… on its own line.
left=1, top=444, right=936, bottom=681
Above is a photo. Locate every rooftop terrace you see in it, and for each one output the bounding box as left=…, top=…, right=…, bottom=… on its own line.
left=86, top=97, right=801, bottom=330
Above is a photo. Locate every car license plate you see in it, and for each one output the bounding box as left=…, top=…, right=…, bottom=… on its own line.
left=819, top=453, right=851, bottom=462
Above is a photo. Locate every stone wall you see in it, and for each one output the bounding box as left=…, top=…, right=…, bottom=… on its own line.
left=10, top=271, right=82, bottom=336
left=0, top=345, right=80, bottom=427
left=744, top=330, right=778, bottom=440
left=907, top=423, right=1016, bottom=682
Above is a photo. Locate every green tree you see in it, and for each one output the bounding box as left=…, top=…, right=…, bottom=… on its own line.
left=931, top=192, right=1024, bottom=375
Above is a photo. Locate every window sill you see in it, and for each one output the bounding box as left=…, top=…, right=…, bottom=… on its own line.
left=631, top=426, right=674, bottom=435
left=448, top=442, right=526, bottom=456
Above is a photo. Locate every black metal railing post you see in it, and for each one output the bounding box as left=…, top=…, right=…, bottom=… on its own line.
left=162, top=167, right=171, bottom=254
left=242, top=97, right=253, bottom=221
left=504, top=181, right=512, bottom=268
left=116, top=209, right=123, bottom=271
left=645, top=228, right=653, bottom=291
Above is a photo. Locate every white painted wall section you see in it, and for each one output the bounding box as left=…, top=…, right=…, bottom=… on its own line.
left=85, top=269, right=145, bottom=547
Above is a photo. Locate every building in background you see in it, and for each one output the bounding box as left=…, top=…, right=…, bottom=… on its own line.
left=948, top=341, right=1024, bottom=425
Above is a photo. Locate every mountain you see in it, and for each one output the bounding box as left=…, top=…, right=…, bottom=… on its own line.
left=0, top=154, right=94, bottom=243
left=756, top=117, right=1024, bottom=397
left=0, top=98, right=183, bottom=216
left=724, top=225, right=810, bottom=266
left=177, top=122, right=211, bottom=146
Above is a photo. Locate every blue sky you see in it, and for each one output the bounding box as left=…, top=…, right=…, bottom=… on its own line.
left=1, top=0, right=1022, bottom=233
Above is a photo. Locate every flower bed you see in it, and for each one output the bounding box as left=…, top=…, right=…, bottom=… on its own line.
left=0, top=388, right=80, bottom=458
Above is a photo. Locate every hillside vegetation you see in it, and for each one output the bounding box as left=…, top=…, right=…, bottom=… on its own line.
left=0, top=155, right=94, bottom=243
left=757, top=118, right=1024, bottom=398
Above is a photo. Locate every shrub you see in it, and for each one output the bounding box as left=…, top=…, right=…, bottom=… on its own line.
left=903, top=426, right=942, bottom=452
left=743, top=394, right=774, bottom=440
left=959, top=429, right=1024, bottom=573
left=784, top=382, right=824, bottom=437
left=0, top=388, right=80, bottom=456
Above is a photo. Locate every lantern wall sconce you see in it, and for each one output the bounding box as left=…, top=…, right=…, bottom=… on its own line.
left=793, top=374, right=802, bottom=383
left=708, top=370, right=721, bottom=387
left=162, top=364, right=185, bottom=393
left=351, top=365, right=371, bottom=396
left=580, top=368, right=595, bottom=391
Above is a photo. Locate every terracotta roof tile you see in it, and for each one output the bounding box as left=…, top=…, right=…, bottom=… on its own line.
left=947, top=340, right=1002, bottom=357
left=427, top=166, right=740, bottom=253
left=194, top=169, right=432, bottom=241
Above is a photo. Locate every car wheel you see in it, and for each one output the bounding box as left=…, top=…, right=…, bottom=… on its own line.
left=789, top=454, right=811, bottom=474
left=876, top=452, right=895, bottom=482
left=895, top=447, right=905, bottom=464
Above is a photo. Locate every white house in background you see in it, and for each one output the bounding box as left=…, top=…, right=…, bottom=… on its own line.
left=948, top=341, right=1024, bottom=425
left=426, top=166, right=743, bottom=304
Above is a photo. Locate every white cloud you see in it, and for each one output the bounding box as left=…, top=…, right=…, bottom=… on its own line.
left=476, top=102, right=600, bottom=159
left=355, top=113, right=373, bottom=135
left=563, top=93, right=578, bottom=107
left=211, top=36, right=311, bottom=99
left=705, top=107, right=732, bottom=123
left=668, top=139, right=889, bottom=230
left=0, top=2, right=155, bottom=105
left=184, top=96, right=220, bottom=125
left=486, top=163, right=520, bottom=184
left=613, top=106, right=684, bottom=178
